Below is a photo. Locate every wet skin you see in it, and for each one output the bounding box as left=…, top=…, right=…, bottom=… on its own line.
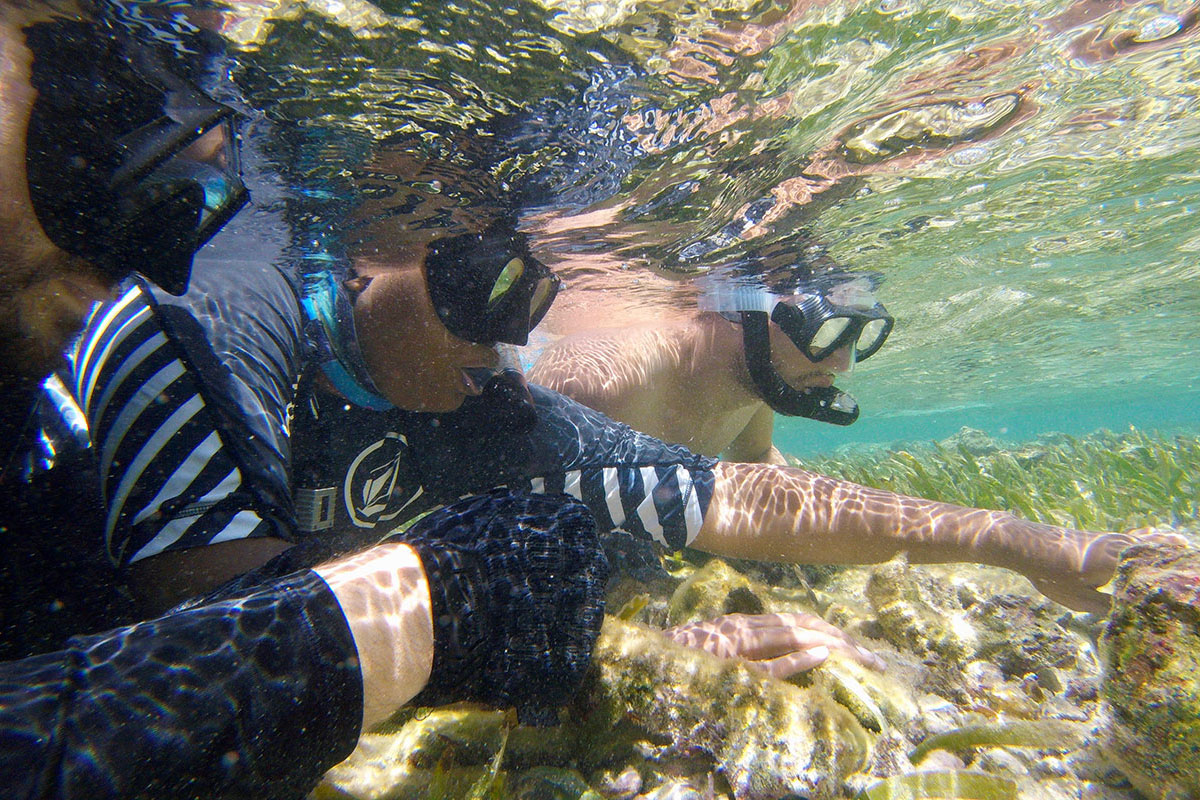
left=352, top=258, right=500, bottom=413
left=529, top=310, right=1186, bottom=614
left=529, top=311, right=853, bottom=464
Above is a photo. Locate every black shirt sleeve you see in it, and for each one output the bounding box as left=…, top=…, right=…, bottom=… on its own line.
left=403, top=383, right=719, bottom=550
left=0, top=569, right=363, bottom=800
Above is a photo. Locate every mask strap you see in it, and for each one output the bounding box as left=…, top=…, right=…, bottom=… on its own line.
left=740, top=311, right=859, bottom=425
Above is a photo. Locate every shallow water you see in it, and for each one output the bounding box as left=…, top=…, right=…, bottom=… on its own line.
left=99, top=3, right=1200, bottom=797
left=213, top=0, right=1200, bottom=457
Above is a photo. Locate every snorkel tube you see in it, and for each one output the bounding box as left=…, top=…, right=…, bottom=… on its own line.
left=739, top=310, right=860, bottom=425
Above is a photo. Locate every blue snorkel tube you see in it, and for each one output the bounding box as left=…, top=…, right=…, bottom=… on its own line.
left=300, top=270, right=394, bottom=411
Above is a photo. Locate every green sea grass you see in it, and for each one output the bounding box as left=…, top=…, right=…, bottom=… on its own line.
left=908, top=720, right=1087, bottom=764
left=795, top=428, right=1199, bottom=532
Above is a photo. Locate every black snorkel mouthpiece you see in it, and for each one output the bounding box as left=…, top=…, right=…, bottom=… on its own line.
left=24, top=17, right=248, bottom=295
left=442, top=368, right=539, bottom=436
left=740, top=311, right=860, bottom=425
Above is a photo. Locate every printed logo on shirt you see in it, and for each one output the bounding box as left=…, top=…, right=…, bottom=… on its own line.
left=343, top=432, right=423, bottom=528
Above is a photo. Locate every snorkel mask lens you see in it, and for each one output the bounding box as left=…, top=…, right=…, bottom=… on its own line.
left=126, top=114, right=246, bottom=249
left=527, top=273, right=559, bottom=330
left=425, top=225, right=560, bottom=346
left=855, top=316, right=891, bottom=360
left=772, top=289, right=893, bottom=363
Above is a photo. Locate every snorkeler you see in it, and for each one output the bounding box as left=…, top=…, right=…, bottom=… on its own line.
left=529, top=262, right=889, bottom=465
left=0, top=4, right=609, bottom=796
left=47, top=128, right=1174, bottom=657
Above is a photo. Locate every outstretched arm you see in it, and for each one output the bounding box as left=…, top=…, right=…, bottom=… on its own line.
left=692, top=461, right=1179, bottom=613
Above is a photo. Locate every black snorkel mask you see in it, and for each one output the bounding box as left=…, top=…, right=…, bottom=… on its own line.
left=24, top=17, right=248, bottom=295
left=424, top=221, right=560, bottom=347
left=706, top=275, right=893, bottom=425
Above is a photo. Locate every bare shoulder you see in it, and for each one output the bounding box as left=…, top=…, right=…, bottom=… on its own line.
left=529, top=322, right=697, bottom=396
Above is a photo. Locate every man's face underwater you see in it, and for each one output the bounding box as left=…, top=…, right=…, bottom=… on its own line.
left=766, top=325, right=856, bottom=392
left=351, top=264, right=501, bottom=413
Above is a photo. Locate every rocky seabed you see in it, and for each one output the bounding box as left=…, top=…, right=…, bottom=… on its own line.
left=313, top=541, right=1200, bottom=800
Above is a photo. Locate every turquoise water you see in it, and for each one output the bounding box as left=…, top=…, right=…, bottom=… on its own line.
left=220, top=0, right=1200, bottom=455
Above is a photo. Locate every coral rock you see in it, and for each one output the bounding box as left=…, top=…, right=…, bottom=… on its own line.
left=585, top=617, right=870, bottom=799
left=1100, top=543, right=1200, bottom=800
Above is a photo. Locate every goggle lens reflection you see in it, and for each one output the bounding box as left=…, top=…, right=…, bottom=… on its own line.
left=139, top=116, right=245, bottom=244
left=857, top=318, right=889, bottom=356
left=774, top=292, right=893, bottom=363
left=811, top=317, right=851, bottom=352
left=489, top=258, right=525, bottom=305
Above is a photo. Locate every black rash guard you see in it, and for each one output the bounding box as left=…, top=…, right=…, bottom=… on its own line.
left=56, top=255, right=717, bottom=573
left=0, top=569, right=362, bottom=800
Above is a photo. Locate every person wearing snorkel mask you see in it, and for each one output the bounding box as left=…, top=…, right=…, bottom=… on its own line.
left=51, top=113, right=1178, bottom=693
left=0, top=5, right=611, bottom=796
left=530, top=265, right=890, bottom=465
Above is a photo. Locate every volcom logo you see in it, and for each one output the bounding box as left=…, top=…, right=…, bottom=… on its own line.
left=343, top=432, right=423, bottom=528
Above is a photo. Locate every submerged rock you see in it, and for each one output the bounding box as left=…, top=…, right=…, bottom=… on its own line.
left=582, top=616, right=870, bottom=799
left=1100, top=543, right=1200, bottom=799
left=665, top=559, right=817, bottom=626
left=313, top=549, right=1155, bottom=800
left=316, top=615, right=870, bottom=800
left=511, top=767, right=598, bottom=800
left=596, top=766, right=642, bottom=800
left=966, top=593, right=1095, bottom=680
left=864, top=556, right=977, bottom=665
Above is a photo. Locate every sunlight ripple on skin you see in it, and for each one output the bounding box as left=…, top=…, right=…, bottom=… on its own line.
left=665, top=612, right=886, bottom=678
left=316, top=543, right=434, bottom=730
left=693, top=462, right=1188, bottom=613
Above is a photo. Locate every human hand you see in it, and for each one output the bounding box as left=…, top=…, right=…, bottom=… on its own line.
left=664, top=612, right=885, bottom=678
left=388, top=489, right=608, bottom=726
left=1028, top=526, right=1190, bottom=614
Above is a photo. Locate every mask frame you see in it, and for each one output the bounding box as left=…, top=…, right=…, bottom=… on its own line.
left=24, top=17, right=248, bottom=295
left=424, top=223, right=560, bottom=346
left=771, top=290, right=893, bottom=364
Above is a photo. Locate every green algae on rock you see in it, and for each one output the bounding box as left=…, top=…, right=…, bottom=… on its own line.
left=315, top=615, right=871, bottom=800
left=665, top=558, right=818, bottom=626
left=583, top=616, right=871, bottom=799
left=1101, top=543, right=1200, bottom=800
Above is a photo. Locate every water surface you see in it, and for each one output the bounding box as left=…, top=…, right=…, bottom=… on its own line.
left=213, top=0, right=1200, bottom=455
